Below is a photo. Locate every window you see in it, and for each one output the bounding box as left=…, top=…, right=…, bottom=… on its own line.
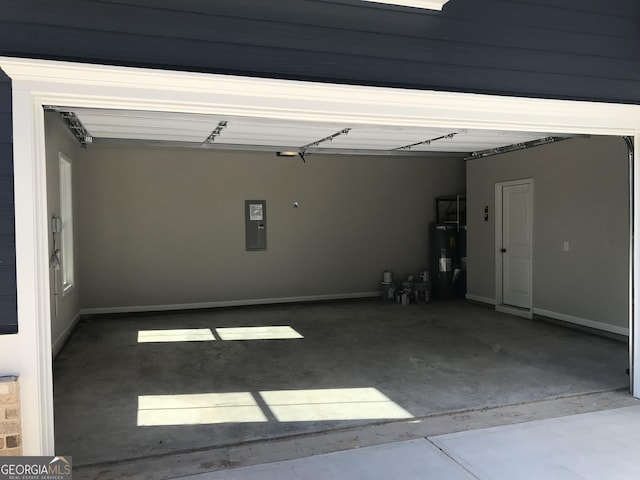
left=59, top=153, right=74, bottom=293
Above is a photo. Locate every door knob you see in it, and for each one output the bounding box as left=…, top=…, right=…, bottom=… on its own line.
left=501, top=248, right=507, bottom=253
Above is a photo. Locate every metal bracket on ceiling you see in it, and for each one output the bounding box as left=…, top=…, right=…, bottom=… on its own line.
left=44, top=106, right=93, bottom=148
left=465, top=136, right=575, bottom=161
left=394, top=132, right=458, bottom=151
left=204, top=121, right=228, bottom=143
left=624, top=136, right=634, bottom=156
left=299, top=128, right=352, bottom=160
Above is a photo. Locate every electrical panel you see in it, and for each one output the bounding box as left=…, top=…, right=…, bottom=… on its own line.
left=245, top=200, right=267, bottom=251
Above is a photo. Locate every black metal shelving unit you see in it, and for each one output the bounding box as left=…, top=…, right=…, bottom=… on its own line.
left=435, top=195, right=466, bottom=231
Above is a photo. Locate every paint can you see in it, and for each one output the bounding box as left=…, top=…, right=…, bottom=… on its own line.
left=414, top=281, right=431, bottom=303
left=380, top=282, right=396, bottom=302
left=401, top=292, right=410, bottom=306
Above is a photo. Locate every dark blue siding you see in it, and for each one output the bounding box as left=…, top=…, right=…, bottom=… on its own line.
left=0, top=0, right=639, bottom=103
left=0, top=69, right=16, bottom=335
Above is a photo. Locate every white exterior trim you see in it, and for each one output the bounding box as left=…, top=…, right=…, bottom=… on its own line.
left=2, top=58, right=640, bottom=136
left=80, top=292, right=381, bottom=316
left=1, top=57, right=639, bottom=454
left=533, top=308, right=629, bottom=337
left=634, top=135, right=640, bottom=393
left=362, top=0, right=449, bottom=11
left=11, top=87, right=54, bottom=455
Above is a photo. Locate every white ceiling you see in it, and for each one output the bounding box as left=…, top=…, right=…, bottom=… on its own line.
left=61, top=107, right=569, bottom=156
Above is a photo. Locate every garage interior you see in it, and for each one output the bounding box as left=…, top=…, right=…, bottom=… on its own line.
left=44, top=107, right=631, bottom=467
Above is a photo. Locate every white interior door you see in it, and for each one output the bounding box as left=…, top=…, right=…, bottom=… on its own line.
left=498, top=181, right=533, bottom=311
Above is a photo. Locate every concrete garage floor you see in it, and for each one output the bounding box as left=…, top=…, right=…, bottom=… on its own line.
left=53, top=300, right=629, bottom=468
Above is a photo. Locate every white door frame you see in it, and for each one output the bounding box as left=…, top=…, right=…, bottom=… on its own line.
left=1, top=57, right=639, bottom=455
left=632, top=138, right=639, bottom=397
left=495, top=179, right=534, bottom=319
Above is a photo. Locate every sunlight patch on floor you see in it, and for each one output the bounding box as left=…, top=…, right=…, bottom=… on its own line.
left=261, top=387, right=414, bottom=422
left=137, top=329, right=216, bottom=343
left=137, top=393, right=268, bottom=426
left=216, top=326, right=303, bottom=341
left=137, top=388, right=412, bottom=426
left=137, top=326, right=303, bottom=343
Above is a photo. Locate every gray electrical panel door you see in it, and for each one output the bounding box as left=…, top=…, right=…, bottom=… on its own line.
left=245, top=200, right=267, bottom=251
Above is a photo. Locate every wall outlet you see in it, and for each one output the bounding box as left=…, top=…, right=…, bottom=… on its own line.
left=563, top=241, right=570, bottom=251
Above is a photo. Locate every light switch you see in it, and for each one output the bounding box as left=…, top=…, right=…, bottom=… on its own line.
left=563, top=241, right=569, bottom=252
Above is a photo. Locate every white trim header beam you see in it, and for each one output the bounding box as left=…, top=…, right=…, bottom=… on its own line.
left=2, top=58, right=640, bottom=136
left=361, top=0, right=449, bottom=11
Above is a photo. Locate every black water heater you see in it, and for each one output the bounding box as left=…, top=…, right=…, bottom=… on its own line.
left=432, top=195, right=467, bottom=300
left=433, top=224, right=458, bottom=299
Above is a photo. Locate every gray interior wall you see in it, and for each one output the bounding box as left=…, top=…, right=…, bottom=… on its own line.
left=467, top=136, right=629, bottom=331
left=45, top=112, right=82, bottom=353
left=76, top=146, right=464, bottom=310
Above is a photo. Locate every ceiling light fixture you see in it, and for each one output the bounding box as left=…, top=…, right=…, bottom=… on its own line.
left=361, top=0, right=450, bottom=11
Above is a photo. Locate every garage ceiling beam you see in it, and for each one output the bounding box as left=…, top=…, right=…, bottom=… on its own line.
left=90, top=137, right=465, bottom=157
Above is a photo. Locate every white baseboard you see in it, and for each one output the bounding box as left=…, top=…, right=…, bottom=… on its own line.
left=497, top=304, right=533, bottom=320
left=533, top=308, right=629, bottom=337
left=465, top=294, right=496, bottom=305
left=80, top=292, right=381, bottom=316
left=52, top=311, right=82, bottom=358
left=464, top=296, right=626, bottom=336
